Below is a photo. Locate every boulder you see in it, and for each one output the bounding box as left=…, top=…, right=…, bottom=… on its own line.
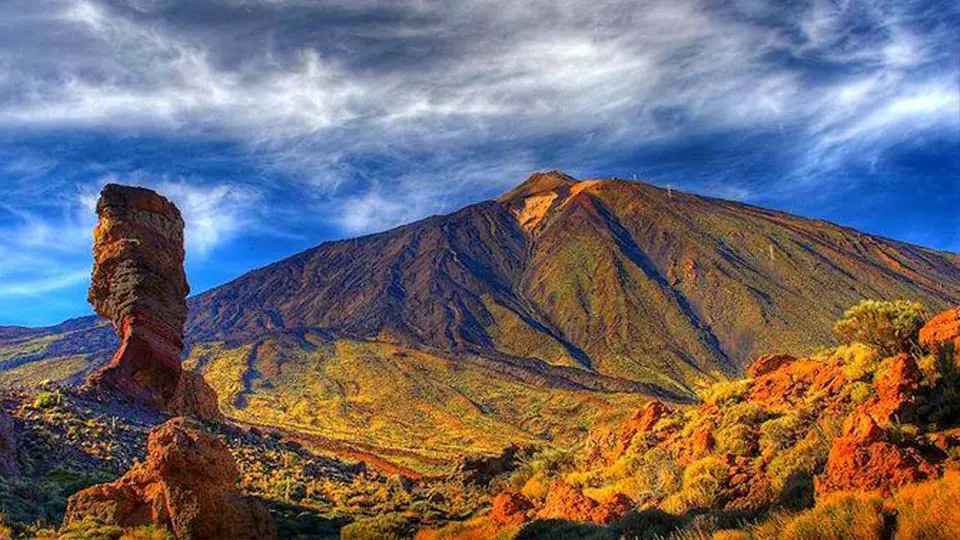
left=63, top=417, right=276, bottom=539
left=168, top=369, right=223, bottom=421
left=919, top=306, right=960, bottom=351
left=868, top=354, right=922, bottom=425
left=746, top=354, right=796, bottom=378
left=613, top=400, right=671, bottom=458
left=818, top=413, right=936, bottom=495
left=536, top=481, right=598, bottom=523
left=490, top=492, right=533, bottom=526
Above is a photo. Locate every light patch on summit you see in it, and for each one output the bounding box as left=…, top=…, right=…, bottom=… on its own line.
left=516, top=192, right=559, bottom=231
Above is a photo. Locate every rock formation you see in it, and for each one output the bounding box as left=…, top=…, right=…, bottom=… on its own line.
left=63, top=417, right=276, bottom=539
left=452, top=443, right=536, bottom=487
left=85, top=184, right=219, bottom=420
left=920, top=306, right=960, bottom=351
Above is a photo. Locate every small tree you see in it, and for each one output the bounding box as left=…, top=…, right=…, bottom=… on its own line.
left=834, top=300, right=926, bottom=356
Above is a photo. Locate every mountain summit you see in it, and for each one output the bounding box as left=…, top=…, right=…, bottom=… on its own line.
left=3, top=171, right=959, bottom=467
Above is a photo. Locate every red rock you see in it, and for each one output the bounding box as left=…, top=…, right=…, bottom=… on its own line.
left=613, top=401, right=671, bottom=458
left=691, top=425, right=715, bottom=460
left=85, top=184, right=220, bottom=420
left=919, top=306, right=960, bottom=351
left=746, top=354, right=796, bottom=378
left=168, top=369, right=223, bottom=421
left=819, top=413, right=937, bottom=495
left=490, top=492, right=532, bottom=526
left=868, top=354, right=922, bottom=425
left=63, top=417, right=276, bottom=539
left=537, top=482, right=598, bottom=522
left=589, top=493, right=633, bottom=524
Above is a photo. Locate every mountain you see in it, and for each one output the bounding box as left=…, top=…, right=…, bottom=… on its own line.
left=3, top=171, right=959, bottom=470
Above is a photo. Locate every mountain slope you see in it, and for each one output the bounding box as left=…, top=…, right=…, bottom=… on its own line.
left=3, top=171, right=959, bottom=469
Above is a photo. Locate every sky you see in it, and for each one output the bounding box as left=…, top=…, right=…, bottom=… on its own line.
left=0, top=0, right=957, bottom=326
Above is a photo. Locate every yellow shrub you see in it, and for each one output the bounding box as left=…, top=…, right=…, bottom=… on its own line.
left=715, top=423, right=755, bottom=456
left=836, top=343, right=881, bottom=382
left=892, top=470, right=960, bottom=539
left=759, top=414, right=802, bottom=455
left=521, top=473, right=549, bottom=501
left=782, top=492, right=884, bottom=540
left=834, top=300, right=925, bottom=357
left=680, top=456, right=728, bottom=508
left=704, top=379, right=752, bottom=406
left=766, top=430, right=827, bottom=505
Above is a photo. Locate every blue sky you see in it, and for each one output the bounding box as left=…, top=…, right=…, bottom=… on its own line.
left=0, top=0, right=957, bottom=326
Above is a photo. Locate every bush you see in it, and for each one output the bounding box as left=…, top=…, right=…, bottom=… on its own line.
left=836, top=344, right=882, bottom=382
left=848, top=382, right=873, bottom=404
left=893, top=470, right=960, bottom=539
left=341, top=513, right=414, bottom=540
left=33, top=391, right=59, bottom=409
left=834, top=300, right=926, bottom=356
left=704, top=380, right=752, bottom=406
left=767, top=431, right=828, bottom=508
left=781, top=492, right=884, bottom=540
left=679, top=456, right=727, bottom=509
left=715, top=424, right=756, bottom=456
left=759, top=414, right=803, bottom=455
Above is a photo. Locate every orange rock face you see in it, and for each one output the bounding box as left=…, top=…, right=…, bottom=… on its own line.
left=85, top=184, right=219, bottom=420
left=490, top=492, right=532, bottom=526
left=867, top=354, right=922, bottom=425
left=819, top=413, right=936, bottom=495
left=919, top=306, right=960, bottom=351
left=63, top=417, right=276, bottom=539
left=537, top=482, right=599, bottom=522
left=613, top=400, right=671, bottom=458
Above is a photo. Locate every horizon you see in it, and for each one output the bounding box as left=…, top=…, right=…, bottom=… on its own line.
left=1, top=0, right=958, bottom=326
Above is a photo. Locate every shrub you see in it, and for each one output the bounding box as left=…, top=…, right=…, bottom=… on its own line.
left=120, top=525, right=175, bottom=540
left=836, top=344, right=882, bottom=382
left=767, top=431, right=828, bottom=508
left=759, top=414, right=803, bottom=455
left=893, top=470, right=960, bottom=539
left=720, top=402, right=771, bottom=428
left=781, top=492, right=884, bottom=540
left=848, top=381, right=873, bottom=404
left=704, top=380, right=752, bottom=406
left=715, top=424, right=756, bottom=456
left=33, top=391, right=58, bottom=409
left=58, top=519, right=124, bottom=539
left=834, top=300, right=926, bottom=357
left=341, top=513, right=414, bottom=540
left=679, top=456, right=728, bottom=509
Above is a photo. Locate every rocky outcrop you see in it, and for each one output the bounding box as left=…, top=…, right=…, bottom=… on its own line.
left=0, top=409, right=18, bottom=477
left=920, top=306, right=960, bottom=351
left=453, top=443, right=536, bottom=487
left=866, top=354, right=922, bottom=425
left=85, top=184, right=219, bottom=420
left=613, top=400, right=671, bottom=459
left=746, top=354, right=796, bottom=378
left=63, top=417, right=276, bottom=539
left=536, top=482, right=633, bottom=525
left=818, top=413, right=937, bottom=495
left=490, top=492, right=533, bottom=526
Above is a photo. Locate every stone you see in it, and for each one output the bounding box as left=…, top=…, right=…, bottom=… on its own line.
left=452, top=443, right=536, bottom=487
left=746, top=354, right=796, bottom=378
left=63, top=417, right=276, bottom=539
left=868, top=354, right=922, bottom=425
left=919, top=306, right=960, bottom=351
left=490, top=492, right=533, bottom=526
left=85, top=184, right=220, bottom=420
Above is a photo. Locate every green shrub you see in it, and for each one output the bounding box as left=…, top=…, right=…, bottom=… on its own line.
left=767, top=431, right=828, bottom=508
left=341, top=513, right=414, bottom=540
left=759, top=414, right=803, bottom=454
left=720, top=402, right=771, bottom=428
left=703, top=380, right=752, bottom=406
left=679, top=456, right=728, bottom=508
left=33, top=391, right=59, bottom=409
left=58, top=519, right=123, bottom=540
left=715, top=424, right=756, bottom=456
left=834, top=300, right=926, bottom=356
